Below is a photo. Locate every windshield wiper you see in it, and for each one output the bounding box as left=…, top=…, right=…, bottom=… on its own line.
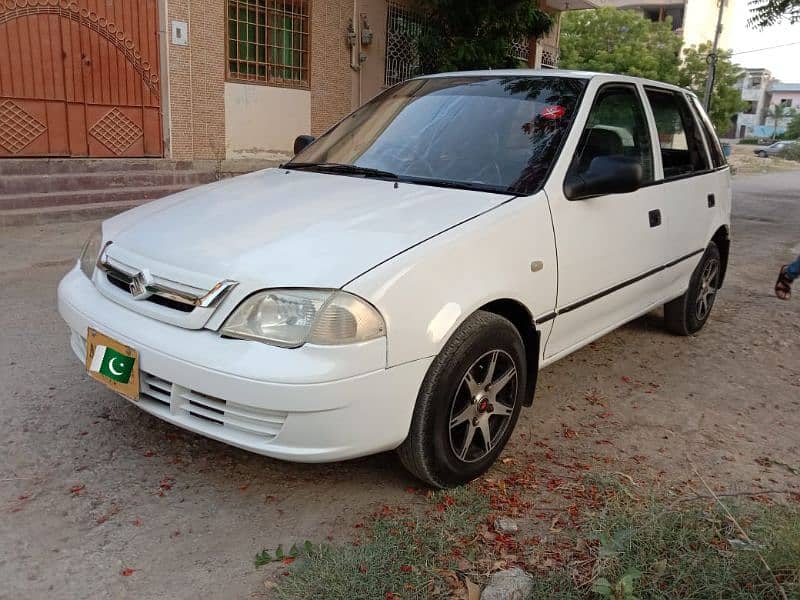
left=400, top=177, right=512, bottom=195
left=286, top=162, right=399, bottom=180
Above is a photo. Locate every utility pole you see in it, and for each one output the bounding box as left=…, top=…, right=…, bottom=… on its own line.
left=703, top=0, right=726, bottom=111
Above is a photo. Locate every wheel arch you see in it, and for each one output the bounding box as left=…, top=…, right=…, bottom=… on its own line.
left=478, top=299, right=540, bottom=407
left=711, top=225, right=730, bottom=287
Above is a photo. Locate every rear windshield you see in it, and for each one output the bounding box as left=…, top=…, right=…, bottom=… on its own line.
left=289, top=76, right=587, bottom=195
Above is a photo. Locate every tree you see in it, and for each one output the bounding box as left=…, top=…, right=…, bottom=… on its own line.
left=762, top=103, right=797, bottom=138
left=677, top=44, right=745, bottom=135
left=748, top=0, right=800, bottom=28
left=559, top=8, right=682, bottom=83
left=785, top=111, right=800, bottom=139
left=410, top=0, right=553, bottom=73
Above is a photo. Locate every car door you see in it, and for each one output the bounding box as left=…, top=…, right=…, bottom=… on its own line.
left=542, top=81, right=667, bottom=361
left=642, top=88, right=718, bottom=299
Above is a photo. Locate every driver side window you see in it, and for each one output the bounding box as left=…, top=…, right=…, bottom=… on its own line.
left=569, top=84, right=654, bottom=183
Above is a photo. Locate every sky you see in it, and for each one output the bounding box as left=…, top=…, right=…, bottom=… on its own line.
left=728, top=0, right=800, bottom=81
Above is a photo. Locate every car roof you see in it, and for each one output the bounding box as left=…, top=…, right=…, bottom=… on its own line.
left=417, top=69, right=695, bottom=97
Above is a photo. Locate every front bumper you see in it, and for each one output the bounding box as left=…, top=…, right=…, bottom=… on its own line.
left=57, top=266, right=432, bottom=462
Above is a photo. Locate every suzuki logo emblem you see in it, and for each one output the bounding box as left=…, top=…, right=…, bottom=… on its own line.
left=129, top=269, right=154, bottom=300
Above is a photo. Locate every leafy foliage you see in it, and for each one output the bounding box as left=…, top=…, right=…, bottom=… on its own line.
left=748, top=0, right=800, bottom=28
left=762, top=104, right=798, bottom=139
left=786, top=112, right=800, bottom=139
left=778, top=143, right=800, bottom=161
left=410, top=0, right=553, bottom=73
left=677, top=44, right=745, bottom=134
left=559, top=8, right=682, bottom=82
left=559, top=9, right=744, bottom=135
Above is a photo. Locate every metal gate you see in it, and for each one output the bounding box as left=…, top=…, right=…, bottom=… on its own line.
left=0, top=0, right=162, bottom=158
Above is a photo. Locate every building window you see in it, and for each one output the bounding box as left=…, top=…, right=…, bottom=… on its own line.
left=779, top=98, right=793, bottom=108
left=227, top=0, right=310, bottom=87
left=750, top=77, right=761, bottom=89
left=385, top=3, right=423, bottom=87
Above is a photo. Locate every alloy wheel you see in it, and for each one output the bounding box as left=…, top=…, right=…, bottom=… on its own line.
left=448, top=349, right=518, bottom=463
left=695, top=258, right=719, bottom=321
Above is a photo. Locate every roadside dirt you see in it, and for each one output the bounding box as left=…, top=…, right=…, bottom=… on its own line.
left=1, top=172, right=798, bottom=599
left=727, top=142, right=800, bottom=175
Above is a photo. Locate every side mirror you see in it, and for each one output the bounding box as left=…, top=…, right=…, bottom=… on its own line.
left=293, top=135, right=316, bottom=155
left=564, top=155, right=643, bottom=200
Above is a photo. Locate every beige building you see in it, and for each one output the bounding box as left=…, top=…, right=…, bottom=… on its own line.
left=595, top=0, right=736, bottom=50
left=0, top=0, right=590, bottom=163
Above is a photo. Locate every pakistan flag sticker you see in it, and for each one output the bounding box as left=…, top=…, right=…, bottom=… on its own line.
left=89, top=345, right=135, bottom=384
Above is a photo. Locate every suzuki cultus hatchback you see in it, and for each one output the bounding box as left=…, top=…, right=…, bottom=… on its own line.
left=59, top=71, right=731, bottom=487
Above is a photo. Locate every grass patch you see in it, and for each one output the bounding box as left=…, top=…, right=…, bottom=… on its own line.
left=268, top=476, right=800, bottom=599
left=528, top=496, right=800, bottom=599
left=274, top=487, right=489, bottom=599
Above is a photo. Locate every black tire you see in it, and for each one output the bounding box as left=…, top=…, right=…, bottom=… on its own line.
left=664, top=242, right=721, bottom=336
left=397, top=311, right=526, bottom=488
left=758, top=150, right=768, bottom=158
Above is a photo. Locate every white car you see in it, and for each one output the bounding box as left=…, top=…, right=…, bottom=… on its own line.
left=58, top=70, right=731, bottom=487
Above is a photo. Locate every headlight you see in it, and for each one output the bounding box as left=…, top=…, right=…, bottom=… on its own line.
left=79, top=226, right=103, bottom=279
left=221, top=289, right=385, bottom=348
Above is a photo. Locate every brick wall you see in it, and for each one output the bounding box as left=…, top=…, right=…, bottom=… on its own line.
left=310, top=0, right=356, bottom=136
left=166, top=0, right=226, bottom=159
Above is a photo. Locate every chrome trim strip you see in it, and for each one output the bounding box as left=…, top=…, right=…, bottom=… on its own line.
left=96, top=242, right=238, bottom=309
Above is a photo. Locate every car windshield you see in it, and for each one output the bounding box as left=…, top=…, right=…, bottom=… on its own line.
left=288, top=76, right=587, bottom=195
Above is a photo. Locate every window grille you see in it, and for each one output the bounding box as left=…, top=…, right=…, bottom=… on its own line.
left=539, top=42, right=559, bottom=69
left=227, top=0, right=310, bottom=87
left=385, top=3, right=423, bottom=87
left=509, top=39, right=530, bottom=64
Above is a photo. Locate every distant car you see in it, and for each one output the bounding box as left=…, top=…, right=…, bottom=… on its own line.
left=754, top=140, right=796, bottom=157
left=58, top=70, right=732, bottom=487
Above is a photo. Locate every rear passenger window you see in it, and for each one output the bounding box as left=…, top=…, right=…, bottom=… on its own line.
left=569, top=84, right=654, bottom=183
left=645, top=89, right=710, bottom=178
left=688, top=94, right=726, bottom=168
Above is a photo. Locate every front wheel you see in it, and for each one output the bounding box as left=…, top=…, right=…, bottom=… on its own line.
left=397, top=311, right=526, bottom=488
left=758, top=150, right=768, bottom=158
left=664, top=242, right=721, bottom=335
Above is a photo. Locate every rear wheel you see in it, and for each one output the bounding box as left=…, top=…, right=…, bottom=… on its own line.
left=397, top=311, right=526, bottom=488
left=664, top=242, right=721, bottom=335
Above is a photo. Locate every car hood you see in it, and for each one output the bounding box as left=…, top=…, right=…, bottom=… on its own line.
left=107, top=169, right=513, bottom=288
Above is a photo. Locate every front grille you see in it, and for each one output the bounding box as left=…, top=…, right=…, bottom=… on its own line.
left=139, top=372, right=287, bottom=442
left=105, top=271, right=194, bottom=313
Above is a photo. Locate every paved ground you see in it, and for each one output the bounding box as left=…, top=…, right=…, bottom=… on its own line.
left=1, top=172, right=799, bottom=599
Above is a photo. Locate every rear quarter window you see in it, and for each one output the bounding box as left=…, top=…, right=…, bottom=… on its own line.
left=688, top=94, right=726, bottom=168
left=644, top=88, right=710, bottom=178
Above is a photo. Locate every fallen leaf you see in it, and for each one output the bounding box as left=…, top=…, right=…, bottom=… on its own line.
left=358, top=564, right=369, bottom=573
left=400, top=564, right=412, bottom=573
left=239, top=483, right=250, bottom=492
left=121, top=568, right=136, bottom=576
left=69, top=484, right=85, bottom=495
left=131, top=517, right=143, bottom=527
left=465, top=578, right=481, bottom=600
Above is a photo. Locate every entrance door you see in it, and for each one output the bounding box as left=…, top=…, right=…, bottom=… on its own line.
left=0, top=1, right=162, bottom=157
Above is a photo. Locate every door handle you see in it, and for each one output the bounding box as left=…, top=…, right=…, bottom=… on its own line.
left=648, top=209, right=661, bottom=228
left=707, top=194, right=715, bottom=208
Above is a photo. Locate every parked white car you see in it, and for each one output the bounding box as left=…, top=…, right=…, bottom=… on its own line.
left=58, top=70, right=731, bottom=487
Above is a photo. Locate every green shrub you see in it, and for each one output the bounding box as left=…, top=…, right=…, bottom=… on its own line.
left=778, top=143, right=800, bottom=162
left=738, top=137, right=760, bottom=145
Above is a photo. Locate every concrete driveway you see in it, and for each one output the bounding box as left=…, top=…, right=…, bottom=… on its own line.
left=1, top=172, right=799, bottom=598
